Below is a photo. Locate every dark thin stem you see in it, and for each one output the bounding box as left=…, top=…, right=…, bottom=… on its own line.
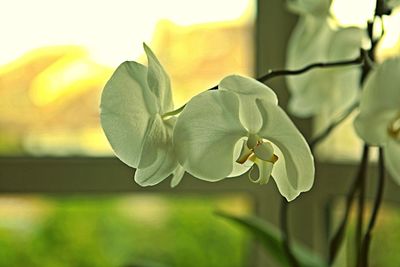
left=357, top=148, right=385, bottom=267
left=329, top=145, right=369, bottom=265
left=258, top=52, right=365, bottom=83
left=309, top=102, right=358, bottom=150
left=209, top=50, right=366, bottom=90
left=280, top=197, right=300, bottom=267
left=168, top=52, right=366, bottom=115
left=355, top=162, right=367, bottom=260
left=354, top=2, right=385, bottom=265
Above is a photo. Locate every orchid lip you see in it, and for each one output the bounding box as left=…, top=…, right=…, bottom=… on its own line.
left=236, top=136, right=279, bottom=185
left=236, top=136, right=279, bottom=164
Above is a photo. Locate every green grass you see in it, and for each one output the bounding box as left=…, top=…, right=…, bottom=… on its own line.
left=0, top=194, right=251, bottom=267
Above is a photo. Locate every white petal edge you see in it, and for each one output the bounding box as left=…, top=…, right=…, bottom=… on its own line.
left=219, top=75, right=278, bottom=104
left=354, top=110, right=397, bottom=145
left=170, top=165, right=185, bottom=188
left=134, top=141, right=178, bottom=186
left=100, top=61, right=156, bottom=168
left=143, top=43, right=174, bottom=114
left=257, top=100, right=315, bottom=198
left=359, top=57, right=400, bottom=114
left=219, top=75, right=278, bottom=133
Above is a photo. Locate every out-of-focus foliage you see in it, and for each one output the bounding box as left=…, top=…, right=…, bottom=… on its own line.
left=331, top=201, right=400, bottom=267
left=217, top=211, right=326, bottom=267
left=0, top=195, right=250, bottom=267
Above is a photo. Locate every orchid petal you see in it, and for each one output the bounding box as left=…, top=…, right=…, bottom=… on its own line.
left=257, top=100, right=314, bottom=199
left=143, top=43, right=174, bottom=114
left=359, top=58, right=400, bottom=114
left=100, top=61, right=156, bottom=168
left=354, top=110, right=398, bottom=145
left=170, top=165, right=185, bottom=188
left=230, top=139, right=253, bottom=176
left=219, top=75, right=278, bottom=104
left=249, top=159, right=273, bottom=185
left=219, top=75, right=277, bottom=133
left=272, top=156, right=301, bottom=201
left=173, top=90, right=247, bottom=181
left=287, top=17, right=362, bottom=118
left=287, top=17, right=332, bottom=92
left=254, top=142, right=274, bottom=161
left=134, top=140, right=177, bottom=186
left=137, top=114, right=169, bottom=168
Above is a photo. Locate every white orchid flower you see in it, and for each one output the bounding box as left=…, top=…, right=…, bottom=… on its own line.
left=173, top=75, right=315, bottom=201
left=354, top=57, right=400, bottom=184
left=100, top=44, right=184, bottom=187
left=286, top=17, right=363, bottom=125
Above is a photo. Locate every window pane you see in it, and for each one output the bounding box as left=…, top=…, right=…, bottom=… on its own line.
left=0, top=0, right=255, bottom=156
left=0, top=194, right=252, bottom=267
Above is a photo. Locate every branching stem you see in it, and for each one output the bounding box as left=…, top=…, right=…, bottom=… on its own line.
left=309, top=102, right=358, bottom=150
left=257, top=51, right=366, bottom=83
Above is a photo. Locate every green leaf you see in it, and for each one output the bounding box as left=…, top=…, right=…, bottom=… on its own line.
left=216, top=211, right=326, bottom=267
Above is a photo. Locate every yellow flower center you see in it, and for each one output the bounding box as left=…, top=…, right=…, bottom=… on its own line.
left=236, top=139, right=278, bottom=164
left=236, top=134, right=279, bottom=185
left=388, top=112, right=400, bottom=141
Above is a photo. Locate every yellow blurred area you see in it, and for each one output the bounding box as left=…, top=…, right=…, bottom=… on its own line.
left=30, top=51, right=112, bottom=107
left=0, top=11, right=254, bottom=155
left=150, top=20, right=253, bottom=106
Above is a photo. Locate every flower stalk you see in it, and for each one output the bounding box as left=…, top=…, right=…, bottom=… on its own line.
left=280, top=197, right=300, bottom=267
left=329, top=145, right=370, bottom=265
left=357, top=148, right=385, bottom=267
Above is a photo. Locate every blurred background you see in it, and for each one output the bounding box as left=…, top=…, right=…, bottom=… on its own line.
left=0, top=0, right=400, bottom=266
left=0, top=0, right=255, bottom=156
left=0, top=0, right=256, bottom=266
